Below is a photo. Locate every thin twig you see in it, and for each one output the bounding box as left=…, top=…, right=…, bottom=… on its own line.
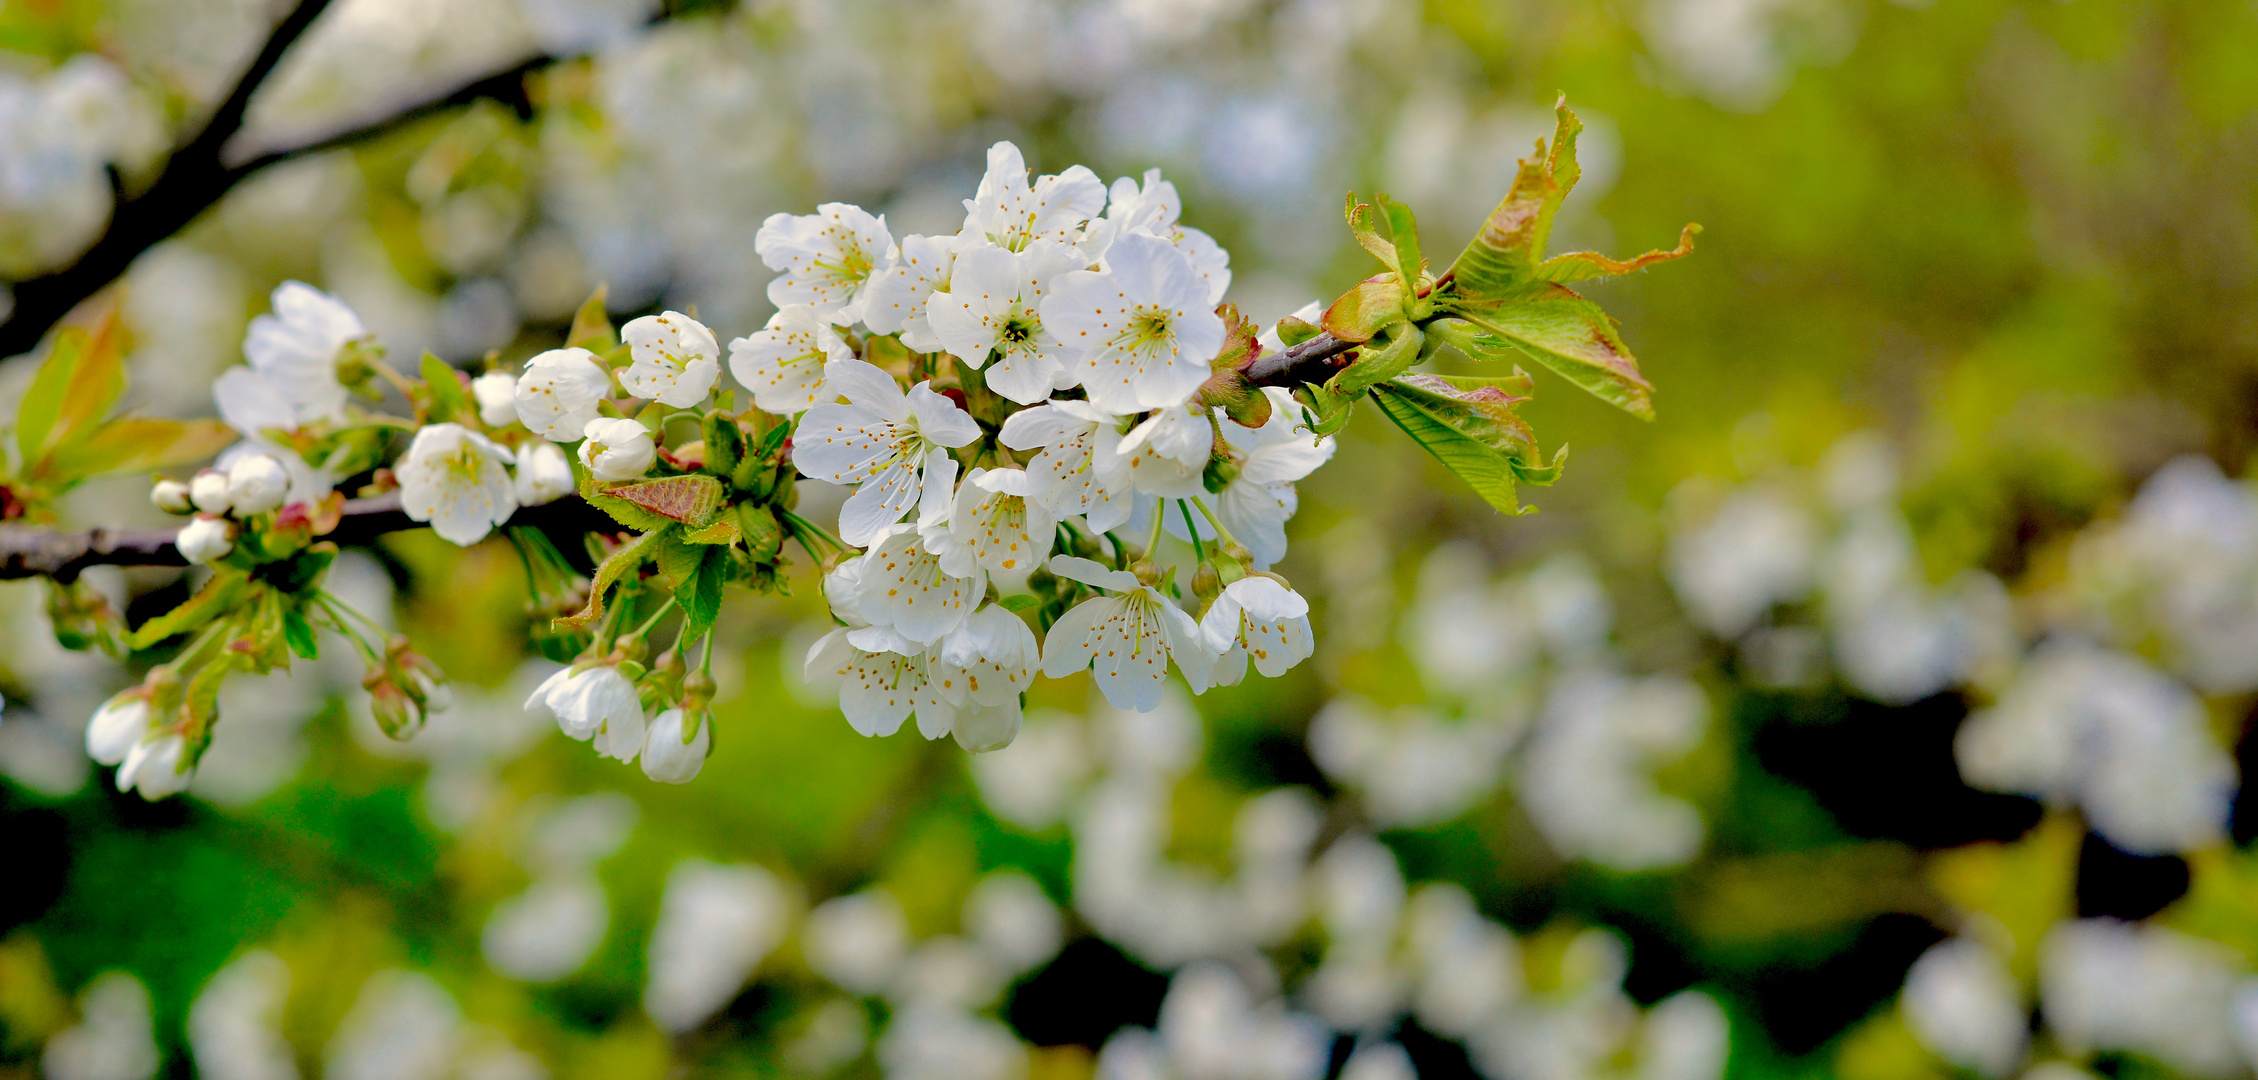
left=1238, top=332, right=1358, bottom=388
left=0, top=491, right=614, bottom=581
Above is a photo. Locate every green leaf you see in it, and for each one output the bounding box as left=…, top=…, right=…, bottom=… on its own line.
left=1367, top=372, right=1564, bottom=515
left=1445, top=287, right=1655, bottom=420
left=701, top=412, right=745, bottom=480
left=419, top=352, right=474, bottom=425
left=998, top=594, right=1039, bottom=613
left=1326, top=324, right=1424, bottom=398
left=655, top=528, right=705, bottom=585
left=18, top=329, right=84, bottom=466
left=567, top=285, right=614, bottom=351
left=1321, top=275, right=1408, bottom=344
left=609, top=474, right=723, bottom=526
left=1377, top=195, right=1424, bottom=301
left=127, top=569, right=251, bottom=650
left=282, top=609, right=319, bottom=660
left=1276, top=315, right=1322, bottom=348
left=557, top=527, right=672, bottom=629
left=1292, top=382, right=1358, bottom=437
left=1344, top=194, right=1398, bottom=269
left=48, top=418, right=235, bottom=481
left=684, top=517, right=741, bottom=546
left=675, top=547, right=727, bottom=639
left=1538, top=224, right=1701, bottom=284
left=1443, top=96, right=1581, bottom=300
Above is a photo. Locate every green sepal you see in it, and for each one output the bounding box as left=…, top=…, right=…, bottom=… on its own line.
left=1441, top=288, right=1655, bottom=420
left=127, top=569, right=250, bottom=650
left=1367, top=371, right=1565, bottom=516
left=557, top=527, right=672, bottom=629
left=282, top=608, right=319, bottom=660
left=418, top=352, right=473, bottom=425
left=1325, top=323, right=1424, bottom=398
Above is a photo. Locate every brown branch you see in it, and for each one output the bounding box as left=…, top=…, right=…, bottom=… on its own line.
left=0, top=491, right=614, bottom=582
left=0, top=3, right=655, bottom=359
left=1239, top=332, right=1358, bottom=388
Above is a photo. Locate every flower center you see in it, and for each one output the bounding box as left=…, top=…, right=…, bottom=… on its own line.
left=1116, top=306, right=1176, bottom=356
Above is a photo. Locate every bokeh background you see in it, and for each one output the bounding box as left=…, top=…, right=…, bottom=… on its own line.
left=6, top=0, right=2258, bottom=1078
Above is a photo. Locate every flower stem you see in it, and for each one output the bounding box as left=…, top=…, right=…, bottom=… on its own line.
left=1142, top=499, right=1166, bottom=562
left=1190, top=497, right=1243, bottom=552
left=1178, top=500, right=1206, bottom=564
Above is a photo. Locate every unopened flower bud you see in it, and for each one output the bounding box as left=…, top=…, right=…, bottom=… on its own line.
left=513, top=441, right=574, bottom=506
left=471, top=371, right=520, bottom=428
left=364, top=637, right=450, bottom=741
left=640, top=707, right=710, bottom=784
left=579, top=417, right=656, bottom=482
left=86, top=687, right=154, bottom=765
left=116, top=731, right=194, bottom=800
left=176, top=516, right=234, bottom=563
left=1192, top=561, right=1222, bottom=605
left=188, top=469, right=232, bottom=514
left=226, top=454, right=291, bottom=516
left=150, top=479, right=193, bottom=515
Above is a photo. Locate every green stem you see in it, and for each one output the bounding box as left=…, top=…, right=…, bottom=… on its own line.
left=1189, top=497, right=1244, bottom=553
left=1141, top=498, right=1166, bottom=562
left=1179, top=500, right=1206, bottom=564
left=623, top=595, right=679, bottom=644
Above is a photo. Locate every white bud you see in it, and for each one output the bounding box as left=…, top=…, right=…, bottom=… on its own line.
left=225, top=454, right=291, bottom=516
left=86, top=691, right=152, bottom=765
left=641, top=708, right=711, bottom=784
left=116, top=731, right=193, bottom=800
left=514, top=440, right=575, bottom=506
left=176, top=516, right=234, bottom=563
left=188, top=469, right=232, bottom=514
left=578, top=417, right=656, bottom=482
left=150, top=479, right=193, bottom=515
left=472, top=371, right=520, bottom=428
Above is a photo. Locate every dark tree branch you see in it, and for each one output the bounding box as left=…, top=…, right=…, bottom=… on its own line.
left=0, top=491, right=615, bottom=582
left=0, top=2, right=581, bottom=359
left=1239, top=332, right=1358, bottom=388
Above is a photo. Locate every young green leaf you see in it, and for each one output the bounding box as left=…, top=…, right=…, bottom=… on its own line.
left=609, top=474, right=723, bottom=526
left=567, top=285, right=615, bottom=351
left=676, top=547, right=728, bottom=638
left=127, top=569, right=251, bottom=650
left=1367, top=372, right=1565, bottom=515
left=419, top=352, right=474, bottom=425
left=558, top=527, right=672, bottom=629
left=1322, top=275, right=1409, bottom=344
left=1377, top=195, right=1424, bottom=302
left=45, top=418, right=234, bottom=482
left=1443, top=287, right=1655, bottom=420
left=1441, top=98, right=1581, bottom=299
left=282, top=608, right=319, bottom=660
left=1538, top=224, right=1701, bottom=284
left=1326, top=324, right=1424, bottom=398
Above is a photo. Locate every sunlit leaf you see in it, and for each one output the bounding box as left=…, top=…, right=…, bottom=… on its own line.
left=1444, top=287, right=1656, bottom=420
left=1367, top=371, right=1564, bottom=515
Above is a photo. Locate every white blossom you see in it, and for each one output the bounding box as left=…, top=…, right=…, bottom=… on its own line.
left=1177, top=387, right=1334, bottom=568
left=578, top=417, right=655, bottom=482
left=959, top=140, right=1105, bottom=252
left=620, top=310, right=722, bottom=406
left=936, top=605, right=1040, bottom=752
left=1201, top=576, right=1314, bottom=684
left=640, top=709, right=710, bottom=783
left=756, top=202, right=892, bottom=322
left=1084, top=168, right=1232, bottom=304
left=792, top=359, right=981, bottom=546
left=1041, top=555, right=1214, bottom=711
left=117, top=730, right=192, bottom=799
left=862, top=522, right=985, bottom=645
left=726, top=305, right=848, bottom=415
left=928, top=238, right=1088, bottom=404
left=241, top=280, right=363, bottom=428
left=396, top=423, right=518, bottom=546
left=512, top=441, right=575, bottom=506
left=644, top=861, right=789, bottom=1033
left=527, top=664, right=642, bottom=742
left=947, top=467, right=1056, bottom=577
left=225, top=453, right=291, bottom=516
left=861, top=232, right=956, bottom=352
left=1902, top=937, right=2026, bottom=1078
left=1044, top=231, right=1224, bottom=413
left=471, top=371, right=519, bottom=428
left=177, top=515, right=234, bottom=563
left=1118, top=400, right=1212, bottom=498
left=514, top=347, right=614, bottom=441
left=997, top=399, right=1133, bottom=532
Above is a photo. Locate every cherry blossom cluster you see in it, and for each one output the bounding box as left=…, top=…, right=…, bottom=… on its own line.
left=769, top=142, right=1331, bottom=748
left=97, top=140, right=1333, bottom=796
